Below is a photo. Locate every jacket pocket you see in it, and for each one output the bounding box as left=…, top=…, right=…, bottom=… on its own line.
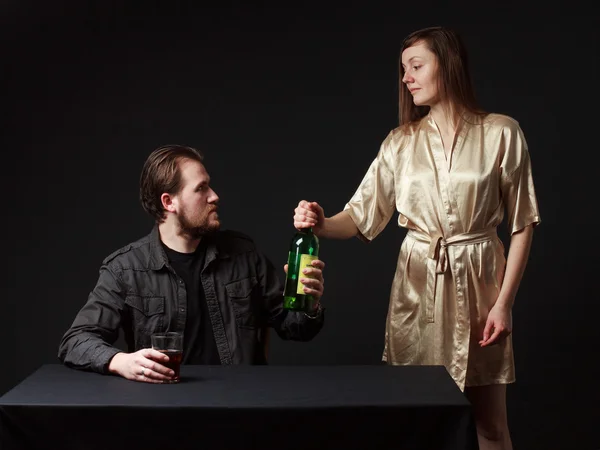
left=125, top=294, right=165, bottom=335
left=225, top=277, right=258, bottom=329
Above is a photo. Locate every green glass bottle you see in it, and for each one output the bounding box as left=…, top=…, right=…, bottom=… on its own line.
left=283, top=227, right=319, bottom=312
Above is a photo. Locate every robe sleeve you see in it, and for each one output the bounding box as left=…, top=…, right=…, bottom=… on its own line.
left=344, top=130, right=397, bottom=242
left=499, top=121, right=541, bottom=235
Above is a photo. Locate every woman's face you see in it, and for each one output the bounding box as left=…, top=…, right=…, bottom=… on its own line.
left=401, top=41, right=440, bottom=107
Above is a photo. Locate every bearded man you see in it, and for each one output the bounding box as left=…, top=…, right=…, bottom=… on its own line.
left=58, top=145, right=326, bottom=383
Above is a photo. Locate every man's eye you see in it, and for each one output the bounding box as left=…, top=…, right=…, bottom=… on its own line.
left=413, top=65, right=421, bottom=70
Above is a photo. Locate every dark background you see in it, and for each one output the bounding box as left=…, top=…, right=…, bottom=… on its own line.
left=1, top=1, right=598, bottom=448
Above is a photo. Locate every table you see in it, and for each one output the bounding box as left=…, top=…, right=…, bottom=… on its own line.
left=0, top=364, right=478, bottom=449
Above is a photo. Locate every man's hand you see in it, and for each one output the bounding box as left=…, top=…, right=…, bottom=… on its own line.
left=108, top=348, right=175, bottom=383
left=284, top=259, right=325, bottom=304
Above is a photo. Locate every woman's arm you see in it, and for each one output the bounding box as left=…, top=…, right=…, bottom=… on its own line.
left=294, top=201, right=359, bottom=240
left=480, top=224, right=534, bottom=347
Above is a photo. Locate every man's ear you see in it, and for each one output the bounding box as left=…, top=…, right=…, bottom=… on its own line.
left=161, top=193, right=177, bottom=213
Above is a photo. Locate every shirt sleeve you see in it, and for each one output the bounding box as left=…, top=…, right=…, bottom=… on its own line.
left=57, top=265, right=125, bottom=373
left=257, top=251, right=324, bottom=341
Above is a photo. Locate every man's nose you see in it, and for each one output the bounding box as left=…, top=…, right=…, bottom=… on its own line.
left=209, top=188, right=219, bottom=203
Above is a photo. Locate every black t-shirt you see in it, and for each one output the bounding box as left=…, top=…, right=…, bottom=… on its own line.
left=162, top=240, right=220, bottom=365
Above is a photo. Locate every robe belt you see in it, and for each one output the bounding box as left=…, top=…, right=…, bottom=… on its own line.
left=406, top=228, right=498, bottom=323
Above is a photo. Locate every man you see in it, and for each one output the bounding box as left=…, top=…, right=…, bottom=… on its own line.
left=58, top=145, right=325, bottom=383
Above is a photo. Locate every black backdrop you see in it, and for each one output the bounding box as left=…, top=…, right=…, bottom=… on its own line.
left=1, top=1, right=598, bottom=449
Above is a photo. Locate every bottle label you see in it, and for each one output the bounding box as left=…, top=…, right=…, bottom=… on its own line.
left=297, top=254, right=317, bottom=294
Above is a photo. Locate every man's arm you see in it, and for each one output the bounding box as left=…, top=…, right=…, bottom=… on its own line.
left=58, top=263, right=180, bottom=382
left=257, top=252, right=325, bottom=341
left=58, top=265, right=126, bottom=373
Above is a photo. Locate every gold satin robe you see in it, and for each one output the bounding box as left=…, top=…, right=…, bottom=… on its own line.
left=344, top=113, right=541, bottom=390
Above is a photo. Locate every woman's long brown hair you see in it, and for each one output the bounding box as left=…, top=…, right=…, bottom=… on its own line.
left=398, top=26, right=486, bottom=126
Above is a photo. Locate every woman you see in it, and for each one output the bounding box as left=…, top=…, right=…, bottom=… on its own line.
left=293, top=27, right=540, bottom=450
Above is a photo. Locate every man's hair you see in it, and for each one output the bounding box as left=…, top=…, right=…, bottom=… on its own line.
left=398, top=26, right=485, bottom=125
left=139, top=144, right=204, bottom=223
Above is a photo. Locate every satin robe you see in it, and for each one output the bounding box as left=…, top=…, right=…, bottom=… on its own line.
left=344, top=113, right=541, bottom=390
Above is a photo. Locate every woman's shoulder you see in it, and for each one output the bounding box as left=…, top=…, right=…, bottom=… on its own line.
left=481, top=112, right=522, bottom=132
left=384, top=120, right=422, bottom=149
left=392, top=119, right=422, bottom=137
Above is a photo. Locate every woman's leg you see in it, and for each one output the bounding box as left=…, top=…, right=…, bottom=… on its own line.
left=464, top=384, right=512, bottom=450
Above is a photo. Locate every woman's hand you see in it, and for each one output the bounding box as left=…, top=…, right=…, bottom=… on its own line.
left=294, top=200, right=325, bottom=233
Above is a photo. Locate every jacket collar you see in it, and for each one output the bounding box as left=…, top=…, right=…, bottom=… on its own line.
left=147, top=224, right=228, bottom=271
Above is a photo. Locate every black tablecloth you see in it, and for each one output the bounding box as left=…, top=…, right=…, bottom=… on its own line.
left=0, top=364, right=478, bottom=450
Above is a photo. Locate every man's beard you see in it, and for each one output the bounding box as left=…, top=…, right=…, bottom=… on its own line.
left=178, top=206, right=220, bottom=240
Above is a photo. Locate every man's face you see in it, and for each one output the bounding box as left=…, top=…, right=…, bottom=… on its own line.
left=173, top=159, right=220, bottom=238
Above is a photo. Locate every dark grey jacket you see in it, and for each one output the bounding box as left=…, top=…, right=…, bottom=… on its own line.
left=58, top=226, right=324, bottom=373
